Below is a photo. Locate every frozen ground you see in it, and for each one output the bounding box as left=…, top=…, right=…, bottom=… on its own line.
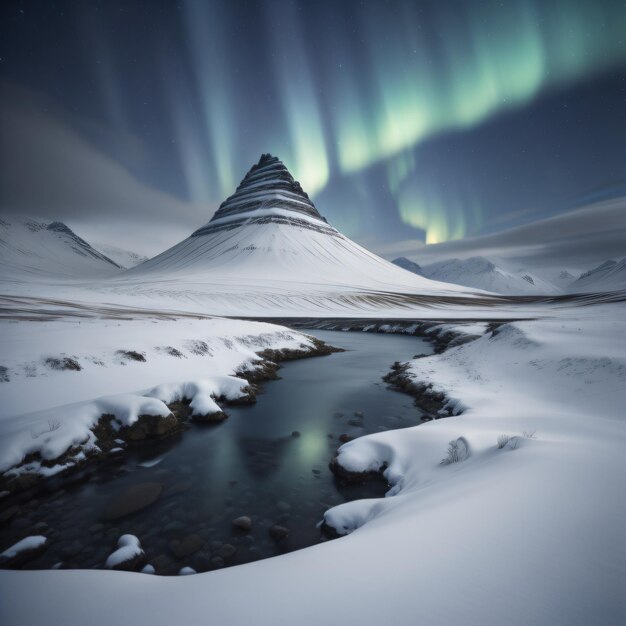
left=1, top=301, right=625, bottom=625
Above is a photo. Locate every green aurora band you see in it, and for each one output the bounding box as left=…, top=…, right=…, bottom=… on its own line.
left=176, top=0, right=625, bottom=244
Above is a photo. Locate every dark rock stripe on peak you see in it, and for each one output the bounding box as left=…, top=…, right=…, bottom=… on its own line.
left=192, top=153, right=333, bottom=238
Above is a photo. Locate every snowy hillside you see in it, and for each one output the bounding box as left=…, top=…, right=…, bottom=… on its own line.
left=93, top=243, right=149, bottom=268
left=421, top=256, right=559, bottom=295
left=0, top=217, right=122, bottom=280
left=392, top=256, right=424, bottom=276
left=569, top=258, right=626, bottom=292
left=116, top=155, right=474, bottom=306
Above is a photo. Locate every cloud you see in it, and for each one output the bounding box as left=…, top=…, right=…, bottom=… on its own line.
left=0, top=83, right=209, bottom=256
left=374, top=196, right=626, bottom=271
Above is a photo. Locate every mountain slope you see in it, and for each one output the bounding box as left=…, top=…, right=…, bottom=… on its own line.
left=422, top=257, right=559, bottom=295
left=570, top=258, right=626, bottom=292
left=93, top=243, right=149, bottom=269
left=124, top=155, right=473, bottom=302
left=0, top=217, right=122, bottom=280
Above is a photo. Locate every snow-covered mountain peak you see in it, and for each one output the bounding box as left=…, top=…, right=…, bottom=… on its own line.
left=192, top=153, right=334, bottom=239
left=124, top=155, right=474, bottom=300
left=392, top=257, right=424, bottom=276
left=0, top=216, right=123, bottom=280
left=569, top=257, right=626, bottom=292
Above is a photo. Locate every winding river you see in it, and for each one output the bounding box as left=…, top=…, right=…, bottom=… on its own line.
left=1, top=330, right=433, bottom=574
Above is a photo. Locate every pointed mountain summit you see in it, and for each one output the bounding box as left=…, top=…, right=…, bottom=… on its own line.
left=125, top=154, right=474, bottom=313
left=191, top=153, right=335, bottom=238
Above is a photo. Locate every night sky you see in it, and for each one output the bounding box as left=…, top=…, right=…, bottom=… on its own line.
left=1, top=0, right=625, bottom=264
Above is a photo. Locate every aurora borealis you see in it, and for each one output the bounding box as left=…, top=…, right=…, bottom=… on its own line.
left=1, top=0, right=625, bottom=254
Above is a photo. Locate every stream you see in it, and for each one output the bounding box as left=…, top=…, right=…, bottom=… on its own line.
left=0, top=330, right=433, bottom=574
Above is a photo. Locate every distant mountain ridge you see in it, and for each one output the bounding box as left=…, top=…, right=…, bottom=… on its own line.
left=0, top=217, right=122, bottom=279
left=570, top=258, right=626, bottom=292
left=392, top=257, right=424, bottom=276
left=420, top=256, right=559, bottom=295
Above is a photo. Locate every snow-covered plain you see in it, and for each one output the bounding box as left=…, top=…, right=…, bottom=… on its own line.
left=1, top=304, right=625, bottom=625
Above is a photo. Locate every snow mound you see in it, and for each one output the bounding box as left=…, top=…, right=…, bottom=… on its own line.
left=105, top=535, right=144, bottom=569
left=0, top=535, right=47, bottom=560
left=145, top=376, right=251, bottom=416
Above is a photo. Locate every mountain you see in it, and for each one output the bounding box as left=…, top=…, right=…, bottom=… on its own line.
left=392, top=257, right=424, bottom=276
left=569, top=258, right=626, bottom=292
left=124, top=154, right=471, bottom=307
left=421, top=256, right=559, bottom=295
left=0, top=217, right=122, bottom=280
left=93, top=243, right=149, bottom=268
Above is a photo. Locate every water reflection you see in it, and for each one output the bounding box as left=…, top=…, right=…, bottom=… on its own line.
left=0, top=330, right=433, bottom=574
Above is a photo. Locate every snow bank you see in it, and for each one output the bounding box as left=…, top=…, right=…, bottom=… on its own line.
left=0, top=394, right=171, bottom=474
left=0, top=316, right=317, bottom=480
left=145, top=376, right=250, bottom=416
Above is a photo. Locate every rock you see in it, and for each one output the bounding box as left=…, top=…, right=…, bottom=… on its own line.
left=116, top=350, right=146, bottom=362
left=89, top=523, right=105, bottom=533
left=312, top=469, right=321, bottom=475
left=169, top=534, right=204, bottom=558
left=232, top=516, right=252, bottom=531
left=348, top=419, right=364, bottom=427
left=60, top=539, right=84, bottom=559
left=248, top=547, right=263, bottom=560
left=164, top=520, right=186, bottom=533
left=269, top=525, right=289, bottom=541
left=191, top=411, right=227, bottom=424
left=105, top=535, right=146, bottom=571
left=0, top=504, right=20, bottom=524
left=219, top=543, right=236, bottom=559
left=0, top=535, right=48, bottom=567
left=291, top=431, right=301, bottom=438
left=103, top=482, right=163, bottom=521
left=163, top=480, right=193, bottom=497
left=209, top=540, right=223, bottom=551
left=179, top=566, right=196, bottom=575
left=151, top=553, right=177, bottom=575
left=33, top=521, right=49, bottom=533
left=123, top=414, right=180, bottom=442
left=276, top=501, right=291, bottom=513
left=354, top=410, right=364, bottom=417
left=190, top=551, right=213, bottom=572
left=338, top=434, right=352, bottom=443
left=141, top=564, right=155, bottom=574
left=10, top=517, right=30, bottom=530
left=210, top=556, right=224, bottom=569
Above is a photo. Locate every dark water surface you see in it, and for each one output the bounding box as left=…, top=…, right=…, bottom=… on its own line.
left=1, top=330, right=432, bottom=574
